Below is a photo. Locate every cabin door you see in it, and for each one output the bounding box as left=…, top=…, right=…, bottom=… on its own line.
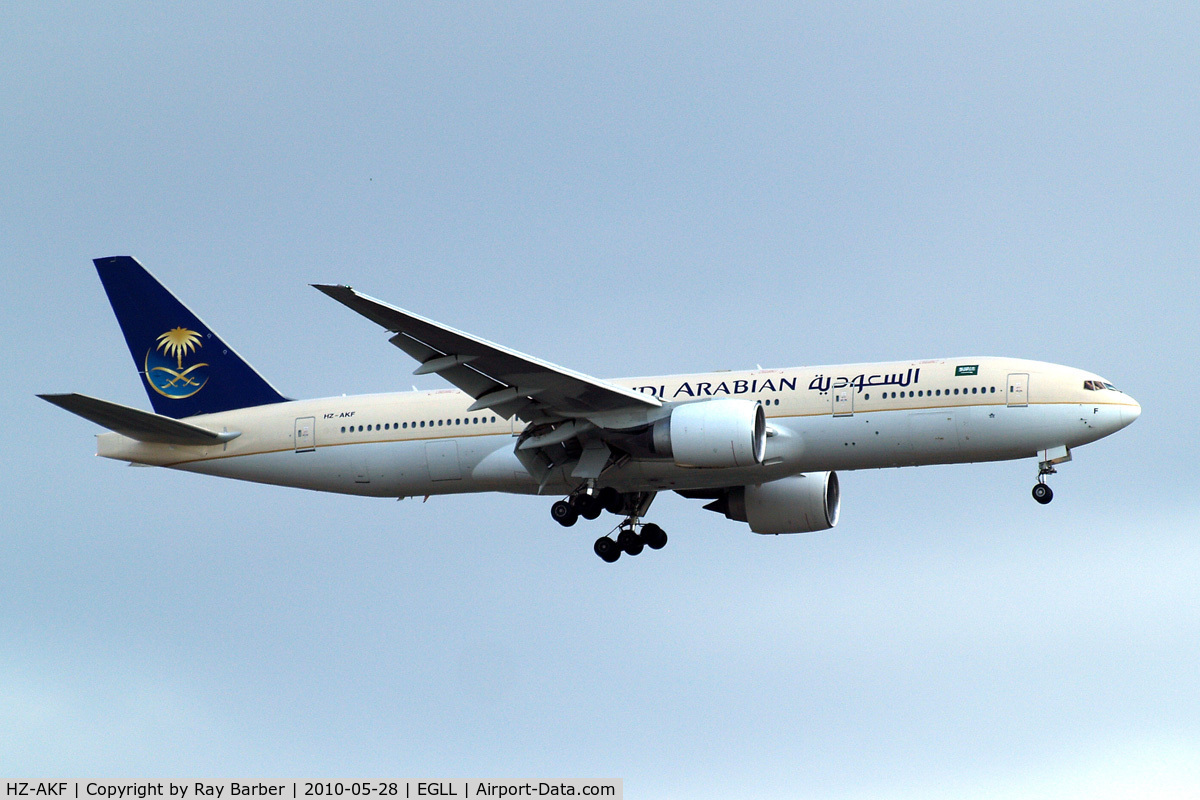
left=294, top=417, right=315, bottom=453
left=832, top=386, right=854, bottom=417
left=1006, top=374, right=1029, bottom=407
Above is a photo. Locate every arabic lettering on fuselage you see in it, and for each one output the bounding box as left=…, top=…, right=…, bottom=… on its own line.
left=807, top=368, right=920, bottom=394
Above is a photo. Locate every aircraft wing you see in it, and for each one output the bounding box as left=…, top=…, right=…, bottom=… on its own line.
left=313, top=285, right=661, bottom=423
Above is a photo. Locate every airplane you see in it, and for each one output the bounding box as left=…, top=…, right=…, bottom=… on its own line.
left=41, top=256, right=1141, bottom=562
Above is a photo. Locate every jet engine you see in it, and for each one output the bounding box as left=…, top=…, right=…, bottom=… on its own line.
left=651, top=398, right=766, bottom=468
left=707, top=472, right=840, bottom=534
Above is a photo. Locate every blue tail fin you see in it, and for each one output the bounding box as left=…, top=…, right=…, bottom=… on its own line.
left=95, top=256, right=288, bottom=419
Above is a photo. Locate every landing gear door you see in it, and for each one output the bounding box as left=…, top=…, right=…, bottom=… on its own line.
left=832, top=387, right=854, bottom=417
left=1007, top=373, right=1029, bottom=407
left=426, top=440, right=462, bottom=481
left=294, top=416, right=315, bottom=452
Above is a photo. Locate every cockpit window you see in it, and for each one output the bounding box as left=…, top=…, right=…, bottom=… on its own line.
left=1103, top=382, right=1118, bottom=392
left=1084, top=380, right=1099, bottom=390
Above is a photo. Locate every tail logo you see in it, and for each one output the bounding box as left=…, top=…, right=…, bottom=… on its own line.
left=144, top=327, right=210, bottom=399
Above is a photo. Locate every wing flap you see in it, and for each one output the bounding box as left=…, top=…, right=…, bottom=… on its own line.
left=39, top=393, right=239, bottom=446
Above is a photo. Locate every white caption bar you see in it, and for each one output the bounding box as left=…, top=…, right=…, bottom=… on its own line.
left=2, top=783, right=622, bottom=800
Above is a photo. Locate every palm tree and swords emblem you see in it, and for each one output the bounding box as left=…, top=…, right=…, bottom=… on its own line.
left=144, top=326, right=210, bottom=398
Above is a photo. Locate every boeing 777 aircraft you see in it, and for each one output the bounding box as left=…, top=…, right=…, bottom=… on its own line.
left=42, top=257, right=1141, bottom=562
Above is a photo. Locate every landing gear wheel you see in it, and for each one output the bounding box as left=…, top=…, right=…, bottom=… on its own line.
left=599, top=487, right=624, bottom=515
left=641, top=523, right=668, bottom=550
left=594, top=536, right=621, bottom=563
left=1032, top=483, right=1053, bottom=504
left=617, top=528, right=644, bottom=556
left=578, top=494, right=603, bottom=520
left=551, top=500, right=579, bottom=526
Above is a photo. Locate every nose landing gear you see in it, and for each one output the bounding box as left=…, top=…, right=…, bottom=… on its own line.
left=1031, top=446, right=1071, bottom=505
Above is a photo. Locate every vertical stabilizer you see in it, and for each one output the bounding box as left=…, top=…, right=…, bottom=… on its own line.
left=94, top=256, right=288, bottom=419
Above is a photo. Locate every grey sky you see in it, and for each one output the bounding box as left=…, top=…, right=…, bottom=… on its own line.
left=3, top=3, right=1198, bottom=795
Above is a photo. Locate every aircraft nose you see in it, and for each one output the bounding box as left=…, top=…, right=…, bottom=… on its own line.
left=1121, top=397, right=1141, bottom=428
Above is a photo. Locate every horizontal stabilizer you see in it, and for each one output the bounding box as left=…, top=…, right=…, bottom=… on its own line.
left=38, top=393, right=240, bottom=446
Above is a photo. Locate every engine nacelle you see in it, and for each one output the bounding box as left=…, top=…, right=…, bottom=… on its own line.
left=721, top=472, right=840, bottom=534
left=652, top=398, right=766, bottom=468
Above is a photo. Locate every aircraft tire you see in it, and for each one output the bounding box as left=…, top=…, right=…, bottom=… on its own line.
left=1032, top=483, right=1053, bottom=504
left=617, top=528, right=644, bottom=556
left=579, top=495, right=603, bottom=520
left=642, top=523, right=668, bottom=550
left=552, top=500, right=579, bottom=526
left=594, top=536, right=620, bottom=562
left=599, top=487, right=624, bottom=515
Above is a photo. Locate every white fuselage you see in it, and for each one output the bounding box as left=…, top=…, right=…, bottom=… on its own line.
left=96, top=357, right=1140, bottom=498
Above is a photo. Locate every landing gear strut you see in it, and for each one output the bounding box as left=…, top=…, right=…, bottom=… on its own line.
left=1032, top=464, right=1056, bottom=505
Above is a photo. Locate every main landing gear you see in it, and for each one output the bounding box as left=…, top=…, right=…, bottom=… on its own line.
left=550, top=488, right=667, bottom=562
left=550, top=487, right=622, bottom=527
left=594, top=522, right=668, bottom=564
